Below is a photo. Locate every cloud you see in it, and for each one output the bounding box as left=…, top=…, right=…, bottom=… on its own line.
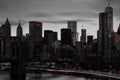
left=0, top=20, right=27, bottom=26
left=40, top=18, right=94, bottom=24
left=29, top=11, right=56, bottom=18
left=57, top=11, right=98, bottom=18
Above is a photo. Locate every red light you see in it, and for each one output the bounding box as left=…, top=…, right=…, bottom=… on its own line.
left=48, top=53, right=50, bottom=59
left=93, top=78, right=97, bottom=80
left=111, top=28, right=114, bottom=32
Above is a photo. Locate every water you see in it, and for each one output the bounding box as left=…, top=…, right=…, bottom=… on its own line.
left=26, top=73, right=86, bottom=80
left=0, top=71, right=87, bottom=80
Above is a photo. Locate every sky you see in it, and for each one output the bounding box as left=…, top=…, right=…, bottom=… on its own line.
left=0, top=0, right=120, bottom=40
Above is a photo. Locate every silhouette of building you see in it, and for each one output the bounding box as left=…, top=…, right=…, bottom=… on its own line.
left=68, top=21, right=78, bottom=45
left=105, top=1, right=115, bottom=59
left=0, top=18, right=11, bottom=59
left=115, top=24, right=120, bottom=51
left=61, top=28, right=72, bottom=46
left=0, top=18, right=11, bottom=39
left=44, top=30, right=57, bottom=44
left=17, top=21, right=23, bottom=38
left=105, top=0, right=113, bottom=35
left=80, top=29, right=86, bottom=48
left=87, top=36, right=93, bottom=45
left=29, top=21, right=42, bottom=42
left=0, top=37, right=5, bottom=60
left=48, top=32, right=57, bottom=45
left=98, top=12, right=109, bottom=57
left=10, top=37, right=26, bottom=80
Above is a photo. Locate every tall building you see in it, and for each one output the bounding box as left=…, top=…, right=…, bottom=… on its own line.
left=98, top=12, right=109, bottom=57
left=61, top=28, right=72, bottom=46
left=105, top=1, right=114, bottom=58
left=105, top=0, right=113, bottom=35
left=68, top=21, right=78, bottom=45
left=80, top=29, right=86, bottom=43
left=29, top=21, right=42, bottom=42
left=0, top=18, right=11, bottom=39
left=0, top=18, right=11, bottom=59
left=115, top=24, right=120, bottom=51
left=17, top=21, right=23, bottom=38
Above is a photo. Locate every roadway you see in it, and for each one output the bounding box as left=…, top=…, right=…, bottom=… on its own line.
left=26, top=67, right=120, bottom=80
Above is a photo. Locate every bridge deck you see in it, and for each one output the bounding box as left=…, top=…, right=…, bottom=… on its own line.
left=26, top=68, right=120, bottom=79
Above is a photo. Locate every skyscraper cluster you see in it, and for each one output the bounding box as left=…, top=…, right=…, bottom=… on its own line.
left=0, top=1, right=120, bottom=72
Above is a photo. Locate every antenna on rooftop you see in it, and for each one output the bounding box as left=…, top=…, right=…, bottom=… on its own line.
left=108, top=0, right=110, bottom=6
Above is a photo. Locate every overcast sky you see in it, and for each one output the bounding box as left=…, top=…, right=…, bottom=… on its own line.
left=0, top=0, right=120, bottom=40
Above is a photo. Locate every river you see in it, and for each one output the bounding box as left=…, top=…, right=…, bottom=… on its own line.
left=0, top=71, right=88, bottom=80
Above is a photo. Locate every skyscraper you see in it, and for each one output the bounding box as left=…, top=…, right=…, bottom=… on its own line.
left=61, top=28, right=72, bottom=46
left=81, top=29, right=86, bottom=43
left=29, top=21, right=42, bottom=42
left=17, top=21, right=23, bottom=38
left=105, top=0, right=114, bottom=58
left=105, top=0, right=113, bottom=35
left=0, top=18, right=11, bottom=39
left=98, top=12, right=109, bottom=57
left=68, top=21, right=78, bottom=45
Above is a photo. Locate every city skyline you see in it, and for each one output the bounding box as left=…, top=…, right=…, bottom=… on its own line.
left=0, top=0, right=120, bottom=40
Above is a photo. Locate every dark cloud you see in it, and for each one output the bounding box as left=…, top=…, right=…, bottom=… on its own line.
left=57, top=11, right=98, bottom=18
left=29, top=12, right=55, bottom=18
left=41, top=18, right=94, bottom=24
left=0, top=0, right=119, bottom=21
left=0, top=0, right=120, bottom=27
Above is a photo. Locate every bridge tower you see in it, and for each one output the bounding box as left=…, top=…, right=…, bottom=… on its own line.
left=10, top=40, right=26, bottom=80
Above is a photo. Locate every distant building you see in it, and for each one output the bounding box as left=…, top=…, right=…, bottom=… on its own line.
left=81, top=29, right=86, bottom=43
left=105, top=2, right=115, bottom=58
left=105, top=2, right=113, bottom=35
left=115, top=24, right=120, bottom=51
left=0, top=18, right=11, bottom=39
left=0, top=18, right=11, bottom=59
left=87, top=35, right=93, bottom=45
left=98, top=12, right=109, bottom=57
left=68, top=21, right=78, bottom=45
left=44, top=30, right=57, bottom=44
left=17, top=22, right=23, bottom=38
left=29, top=21, right=42, bottom=42
left=61, top=28, right=72, bottom=46
left=48, top=32, right=57, bottom=45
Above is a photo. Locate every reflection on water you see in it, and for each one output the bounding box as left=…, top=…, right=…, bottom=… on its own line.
left=26, top=73, right=86, bottom=80
left=27, top=73, right=86, bottom=80
left=0, top=71, right=10, bottom=80
left=0, top=71, right=86, bottom=80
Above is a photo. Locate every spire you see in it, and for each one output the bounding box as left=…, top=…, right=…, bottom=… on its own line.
left=17, top=20, right=23, bottom=37
left=18, top=20, right=21, bottom=28
left=108, top=0, right=110, bottom=7
left=5, top=18, right=10, bottom=25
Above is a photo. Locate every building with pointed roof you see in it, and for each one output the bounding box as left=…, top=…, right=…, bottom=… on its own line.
left=17, top=21, right=23, bottom=38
